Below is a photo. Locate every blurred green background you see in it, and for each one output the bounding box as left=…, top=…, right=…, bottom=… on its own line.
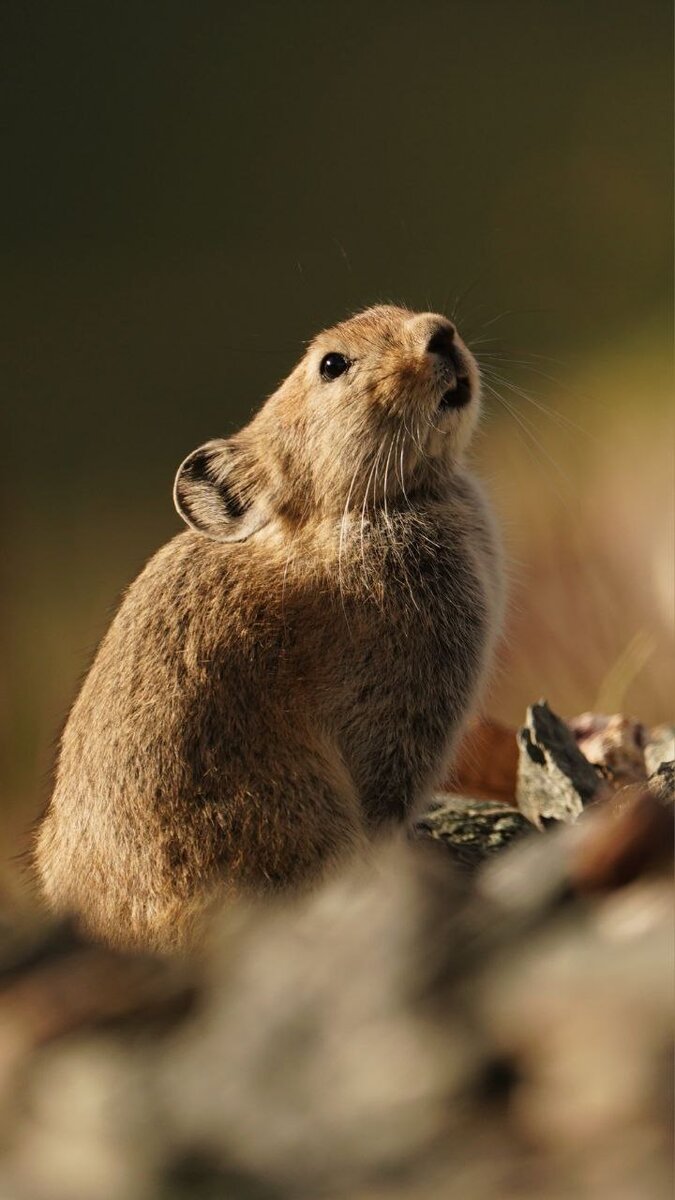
left=3, top=1, right=673, bottom=844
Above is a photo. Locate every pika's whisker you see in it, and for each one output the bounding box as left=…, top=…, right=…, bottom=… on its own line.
left=359, top=440, right=385, bottom=586
left=338, top=444, right=369, bottom=632
left=481, top=380, right=574, bottom=506
left=478, top=364, right=594, bottom=440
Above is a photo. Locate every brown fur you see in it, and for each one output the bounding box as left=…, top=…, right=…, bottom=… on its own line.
left=35, top=306, right=503, bottom=951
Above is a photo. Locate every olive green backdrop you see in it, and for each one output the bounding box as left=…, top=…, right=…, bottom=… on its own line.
left=3, top=2, right=673, bottom=829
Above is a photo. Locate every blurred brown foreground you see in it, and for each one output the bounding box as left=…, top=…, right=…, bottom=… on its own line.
left=0, top=759, right=672, bottom=1200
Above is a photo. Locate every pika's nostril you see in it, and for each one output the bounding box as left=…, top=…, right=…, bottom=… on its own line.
left=426, top=324, right=456, bottom=359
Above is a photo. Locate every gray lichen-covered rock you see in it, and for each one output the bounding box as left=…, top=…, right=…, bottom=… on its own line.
left=415, top=796, right=532, bottom=868
left=517, top=700, right=608, bottom=828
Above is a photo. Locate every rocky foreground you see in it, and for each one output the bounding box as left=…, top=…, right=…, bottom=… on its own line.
left=0, top=705, right=672, bottom=1200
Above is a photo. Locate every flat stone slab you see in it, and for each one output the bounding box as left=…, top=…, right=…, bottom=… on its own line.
left=415, top=795, right=532, bottom=869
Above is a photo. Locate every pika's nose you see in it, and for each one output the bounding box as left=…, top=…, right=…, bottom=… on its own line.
left=425, top=322, right=457, bottom=361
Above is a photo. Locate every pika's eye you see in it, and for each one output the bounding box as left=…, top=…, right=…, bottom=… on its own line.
left=320, top=352, right=350, bottom=381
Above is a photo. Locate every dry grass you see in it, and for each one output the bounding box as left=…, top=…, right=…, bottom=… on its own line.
left=474, top=334, right=673, bottom=727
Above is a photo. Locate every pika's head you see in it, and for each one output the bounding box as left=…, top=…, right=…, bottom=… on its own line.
left=174, top=305, right=480, bottom=542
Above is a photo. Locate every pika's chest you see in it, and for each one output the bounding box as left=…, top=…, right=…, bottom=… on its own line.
left=324, top=524, right=489, bottom=712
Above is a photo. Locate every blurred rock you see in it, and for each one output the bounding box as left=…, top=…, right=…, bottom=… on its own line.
left=648, top=760, right=674, bottom=804
left=0, top=810, right=669, bottom=1200
left=569, top=711, right=648, bottom=785
left=0, top=697, right=672, bottom=1200
left=644, top=725, right=675, bottom=777
left=571, top=791, right=674, bottom=893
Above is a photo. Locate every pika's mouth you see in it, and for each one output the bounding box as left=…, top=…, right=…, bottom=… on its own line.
left=439, top=376, right=472, bottom=411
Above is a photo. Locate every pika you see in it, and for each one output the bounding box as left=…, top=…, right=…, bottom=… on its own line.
left=35, top=306, right=503, bottom=952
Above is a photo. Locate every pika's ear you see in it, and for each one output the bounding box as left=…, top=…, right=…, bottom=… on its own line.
left=173, top=439, right=269, bottom=542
